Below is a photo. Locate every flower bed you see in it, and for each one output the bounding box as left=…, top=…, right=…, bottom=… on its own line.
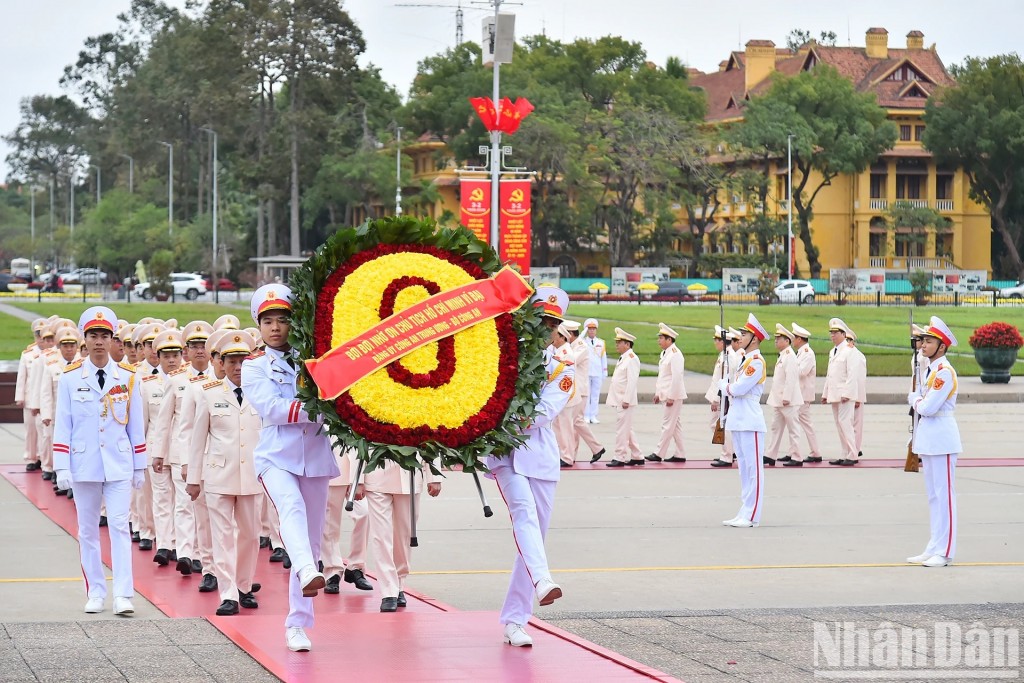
left=969, top=321, right=1024, bottom=349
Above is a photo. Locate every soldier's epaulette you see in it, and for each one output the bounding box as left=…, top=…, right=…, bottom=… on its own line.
left=202, top=380, right=223, bottom=390
left=42, top=348, right=57, bottom=356
left=189, top=375, right=206, bottom=383
left=64, top=360, right=84, bottom=373
left=46, top=358, right=60, bottom=365
left=25, top=343, right=36, bottom=351
left=245, top=351, right=265, bottom=360
left=671, top=346, right=678, bottom=353
left=118, top=361, right=137, bottom=372
left=142, top=375, right=159, bottom=382
left=169, top=366, right=189, bottom=376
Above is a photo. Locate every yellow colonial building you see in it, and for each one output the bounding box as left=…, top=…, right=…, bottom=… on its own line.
left=689, top=28, right=991, bottom=277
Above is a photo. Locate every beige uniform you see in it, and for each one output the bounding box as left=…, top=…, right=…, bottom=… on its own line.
left=552, top=344, right=581, bottom=464
left=847, top=344, right=868, bottom=454
left=321, top=450, right=369, bottom=579
left=765, top=346, right=804, bottom=459
left=821, top=343, right=856, bottom=460
left=568, top=337, right=603, bottom=461
left=794, top=344, right=821, bottom=459
left=141, top=369, right=175, bottom=550
left=705, top=352, right=734, bottom=458
left=188, top=378, right=261, bottom=601
left=27, top=349, right=58, bottom=471
left=15, top=344, right=42, bottom=464
left=606, top=349, right=641, bottom=463
left=653, top=343, right=687, bottom=460
left=131, top=360, right=161, bottom=542
left=181, top=373, right=219, bottom=573
left=36, top=351, right=74, bottom=473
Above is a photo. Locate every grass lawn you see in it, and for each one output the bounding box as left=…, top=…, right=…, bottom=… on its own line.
left=571, top=304, right=1024, bottom=377
left=0, top=302, right=248, bottom=361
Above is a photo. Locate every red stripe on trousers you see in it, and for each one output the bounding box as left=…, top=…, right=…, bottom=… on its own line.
left=494, top=476, right=536, bottom=586
left=944, top=454, right=953, bottom=558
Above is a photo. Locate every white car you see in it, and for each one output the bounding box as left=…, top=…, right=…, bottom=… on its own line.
left=998, top=281, right=1024, bottom=299
left=134, top=273, right=208, bottom=300
left=773, top=279, right=816, bottom=304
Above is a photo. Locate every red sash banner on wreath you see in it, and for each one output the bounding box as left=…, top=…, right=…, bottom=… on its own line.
left=305, top=266, right=533, bottom=400
left=459, top=178, right=491, bottom=243
left=499, top=179, right=531, bottom=275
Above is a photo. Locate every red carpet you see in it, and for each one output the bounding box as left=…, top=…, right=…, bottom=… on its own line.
left=3, top=467, right=681, bottom=682
left=566, top=457, right=1021, bottom=469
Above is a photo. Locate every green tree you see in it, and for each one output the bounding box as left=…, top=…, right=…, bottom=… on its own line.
left=735, top=66, right=897, bottom=277
left=924, top=54, right=1024, bottom=279
left=885, top=202, right=950, bottom=258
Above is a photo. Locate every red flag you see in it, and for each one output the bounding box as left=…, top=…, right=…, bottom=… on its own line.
left=496, top=97, right=535, bottom=134
left=513, top=97, right=535, bottom=121
left=469, top=97, right=497, bottom=130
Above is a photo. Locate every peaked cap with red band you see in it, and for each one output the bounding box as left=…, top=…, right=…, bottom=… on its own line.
left=78, top=306, right=118, bottom=335
left=923, top=316, right=957, bottom=347
left=251, top=284, right=293, bottom=323
left=743, top=312, right=768, bottom=341
left=534, top=286, right=568, bottom=322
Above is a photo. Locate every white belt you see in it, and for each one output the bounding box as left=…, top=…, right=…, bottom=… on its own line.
left=924, top=410, right=955, bottom=417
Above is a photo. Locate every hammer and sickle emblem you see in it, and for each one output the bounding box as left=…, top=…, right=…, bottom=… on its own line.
left=469, top=188, right=484, bottom=202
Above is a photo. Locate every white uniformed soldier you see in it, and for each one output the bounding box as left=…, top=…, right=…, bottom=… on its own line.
left=53, top=307, right=147, bottom=615
left=582, top=319, right=607, bottom=423
left=788, top=322, right=822, bottom=465
left=187, top=331, right=263, bottom=615
left=242, top=284, right=339, bottom=653
left=764, top=324, right=805, bottom=465
left=845, top=329, right=868, bottom=458
left=26, top=325, right=58, bottom=478
left=38, top=325, right=82, bottom=481
left=906, top=317, right=961, bottom=568
left=16, top=319, right=47, bottom=472
left=321, top=449, right=372, bottom=594
left=605, top=327, right=643, bottom=467
left=719, top=313, right=768, bottom=528
left=648, top=322, right=687, bottom=463
left=130, top=322, right=164, bottom=551
left=552, top=320, right=583, bottom=466
left=146, top=328, right=184, bottom=566
left=822, top=318, right=857, bottom=466
left=486, top=286, right=573, bottom=648
left=566, top=324, right=605, bottom=465
left=707, top=326, right=735, bottom=467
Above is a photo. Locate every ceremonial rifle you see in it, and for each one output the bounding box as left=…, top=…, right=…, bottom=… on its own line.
left=905, top=308, right=920, bottom=473
left=712, top=302, right=729, bottom=444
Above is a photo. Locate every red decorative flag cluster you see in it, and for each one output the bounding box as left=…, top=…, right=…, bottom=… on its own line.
left=469, top=96, right=534, bottom=134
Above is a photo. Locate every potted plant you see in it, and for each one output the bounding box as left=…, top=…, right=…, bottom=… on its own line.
left=148, top=250, right=175, bottom=302
left=969, top=322, right=1023, bottom=384
left=909, top=269, right=931, bottom=306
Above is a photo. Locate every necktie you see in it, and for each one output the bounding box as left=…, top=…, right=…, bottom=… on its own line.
left=234, top=387, right=243, bottom=406
left=97, top=369, right=105, bottom=389
left=151, top=368, right=159, bottom=375
left=285, top=355, right=296, bottom=369
left=197, top=371, right=204, bottom=378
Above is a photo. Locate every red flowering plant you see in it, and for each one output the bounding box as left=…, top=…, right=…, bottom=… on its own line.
left=289, top=216, right=548, bottom=474
left=968, top=322, right=1024, bottom=350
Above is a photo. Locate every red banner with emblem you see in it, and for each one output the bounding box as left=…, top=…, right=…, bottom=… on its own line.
left=459, top=179, right=491, bottom=243
left=499, top=179, right=531, bottom=275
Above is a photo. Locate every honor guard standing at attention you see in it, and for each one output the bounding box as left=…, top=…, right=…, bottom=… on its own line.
left=552, top=320, right=583, bottom=467
left=845, top=329, right=868, bottom=459
left=38, top=325, right=83, bottom=481
left=16, top=319, right=47, bottom=472
left=117, top=325, right=138, bottom=367
left=567, top=323, right=605, bottom=465
left=906, top=316, right=961, bottom=568
left=764, top=324, right=805, bottom=465
left=321, top=449, right=372, bottom=594
left=26, top=325, right=58, bottom=478
left=821, top=318, right=857, bottom=467
left=911, top=324, right=930, bottom=389
left=53, top=307, right=147, bottom=616
left=146, top=329, right=184, bottom=567
left=131, top=322, right=164, bottom=552
left=719, top=313, right=768, bottom=528
left=485, top=286, right=573, bottom=648
left=187, top=331, right=263, bottom=615
left=787, top=322, right=822, bottom=465
left=707, top=326, right=735, bottom=467
left=242, top=284, right=339, bottom=653
left=647, top=323, right=687, bottom=463
left=582, top=319, right=608, bottom=423
left=605, top=328, right=643, bottom=467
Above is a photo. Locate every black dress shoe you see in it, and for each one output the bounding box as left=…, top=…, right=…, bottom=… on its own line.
left=138, top=539, right=153, bottom=551
left=198, top=574, right=218, bottom=593
left=397, top=590, right=407, bottom=608
left=250, top=583, right=260, bottom=593
left=805, top=456, right=823, bottom=463
left=259, top=536, right=270, bottom=549
left=282, top=552, right=291, bottom=569
left=324, top=574, right=341, bottom=594
left=26, top=461, right=41, bottom=472
left=763, top=456, right=776, bottom=466
left=192, top=559, right=202, bottom=574
left=55, top=487, right=67, bottom=496
left=710, top=459, right=733, bottom=467
left=67, top=489, right=74, bottom=500
left=590, top=448, right=605, bottom=463
left=665, top=456, right=687, bottom=463
left=380, top=597, right=398, bottom=612
left=344, top=568, right=373, bottom=591
left=216, top=599, right=239, bottom=616
left=837, top=459, right=857, bottom=466
left=858, top=451, right=863, bottom=458
left=645, top=454, right=662, bottom=462
left=782, top=460, right=804, bottom=467
left=732, top=453, right=738, bottom=461
left=269, top=548, right=286, bottom=563
left=560, top=461, right=573, bottom=468
left=238, top=591, right=258, bottom=609
left=154, top=549, right=171, bottom=566
left=605, top=460, right=626, bottom=468
left=778, top=455, right=793, bottom=462
left=42, top=471, right=53, bottom=481
left=627, top=459, right=646, bottom=466
left=131, top=532, right=140, bottom=543
left=828, top=458, right=844, bottom=465
left=176, top=557, right=193, bottom=575
left=98, top=516, right=107, bottom=527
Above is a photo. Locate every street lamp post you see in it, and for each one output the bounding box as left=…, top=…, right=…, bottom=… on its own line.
left=48, top=176, right=55, bottom=263
left=395, top=127, right=402, bottom=216
left=158, top=141, right=173, bottom=234
left=30, top=185, right=36, bottom=277
left=199, top=127, right=218, bottom=302
left=488, top=0, right=503, bottom=251
left=89, top=164, right=101, bottom=204
left=119, top=154, right=134, bottom=193
left=787, top=134, right=795, bottom=280
left=69, top=172, right=75, bottom=237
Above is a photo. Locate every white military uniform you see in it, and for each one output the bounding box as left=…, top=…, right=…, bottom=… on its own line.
left=606, top=339, right=641, bottom=464
left=583, top=323, right=607, bottom=422
left=142, top=367, right=175, bottom=553
left=27, top=346, right=59, bottom=473
left=705, top=336, right=734, bottom=460
left=793, top=336, right=821, bottom=460
left=321, top=450, right=369, bottom=585
left=653, top=338, right=687, bottom=460
left=131, top=353, right=161, bottom=545
left=847, top=341, right=868, bottom=455
left=484, top=349, right=573, bottom=629
left=721, top=327, right=767, bottom=526
left=552, top=343, right=581, bottom=465
left=765, top=344, right=804, bottom=460
left=821, top=331, right=856, bottom=461
left=569, top=335, right=603, bottom=460
left=16, top=340, right=43, bottom=465
left=54, top=355, right=146, bottom=602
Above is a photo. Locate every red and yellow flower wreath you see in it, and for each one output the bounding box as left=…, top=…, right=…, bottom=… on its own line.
left=291, top=217, right=548, bottom=473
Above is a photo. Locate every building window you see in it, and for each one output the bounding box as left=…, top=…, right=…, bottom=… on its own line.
left=900, top=125, right=912, bottom=141
left=915, top=125, right=925, bottom=141
left=896, top=175, right=923, bottom=200
left=870, top=174, right=887, bottom=199
left=936, top=174, right=954, bottom=200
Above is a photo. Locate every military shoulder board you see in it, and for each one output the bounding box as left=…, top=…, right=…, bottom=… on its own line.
left=46, top=358, right=60, bottom=365
left=203, top=380, right=223, bottom=390
left=64, top=360, right=84, bottom=373
left=142, top=375, right=158, bottom=382
left=169, top=366, right=188, bottom=376
left=189, top=375, right=206, bottom=383
left=245, top=351, right=265, bottom=361
left=119, top=361, right=137, bottom=372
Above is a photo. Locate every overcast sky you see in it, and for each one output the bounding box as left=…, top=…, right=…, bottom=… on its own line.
left=2, top=0, right=1022, bottom=179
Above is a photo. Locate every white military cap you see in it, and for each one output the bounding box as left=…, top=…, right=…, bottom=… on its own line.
left=79, top=306, right=118, bottom=335
left=562, top=320, right=581, bottom=332
left=205, top=329, right=231, bottom=356
left=184, top=320, right=215, bottom=343
left=911, top=323, right=928, bottom=338
left=117, top=323, right=136, bottom=343
left=164, top=318, right=178, bottom=329
left=244, top=327, right=263, bottom=347
left=727, top=326, right=742, bottom=340
left=714, top=324, right=731, bottom=341
left=614, top=327, right=636, bottom=343
left=828, top=317, right=850, bottom=335
left=923, top=316, right=957, bottom=347
left=658, top=322, right=678, bottom=339
left=251, top=284, right=293, bottom=323
left=846, top=328, right=857, bottom=342
left=214, top=314, right=240, bottom=331
left=791, top=322, right=811, bottom=339
left=153, top=329, right=184, bottom=353
left=774, top=323, right=794, bottom=341
left=216, top=331, right=255, bottom=357
left=556, top=323, right=573, bottom=341
left=133, top=323, right=164, bottom=345
left=534, top=286, right=568, bottom=322
left=55, top=324, right=82, bottom=345
left=743, top=312, right=768, bottom=341
left=584, top=318, right=599, bottom=329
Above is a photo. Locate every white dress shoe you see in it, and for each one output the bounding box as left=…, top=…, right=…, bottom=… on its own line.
left=503, top=623, right=533, bottom=647
left=722, top=517, right=741, bottom=526
left=84, top=597, right=104, bottom=614
left=113, top=597, right=134, bottom=616
left=724, top=518, right=756, bottom=528
left=906, top=553, right=931, bottom=564
left=535, top=578, right=562, bottom=606
left=298, top=565, right=326, bottom=597
left=591, top=418, right=600, bottom=424
left=922, top=555, right=951, bottom=567
left=286, top=627, right=311, bottom=652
